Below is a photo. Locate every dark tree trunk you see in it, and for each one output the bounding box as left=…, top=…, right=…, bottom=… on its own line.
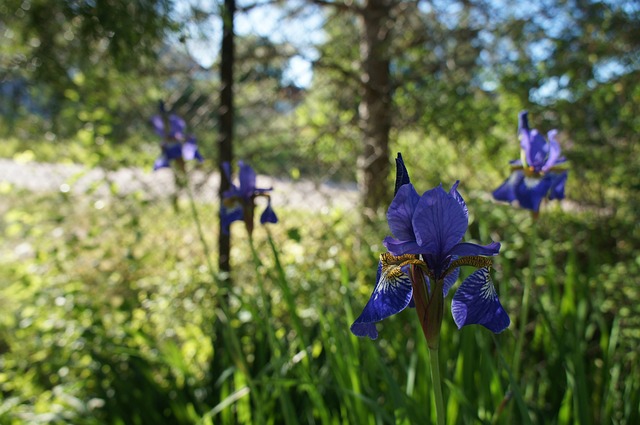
left=218, top=0, right=235, bottom=274
left=358, top=0, right=393, bottom=217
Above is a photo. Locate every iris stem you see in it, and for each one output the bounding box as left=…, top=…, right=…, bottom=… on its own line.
left=184, top=182, right=216, bottom=281
left=429, top=347, right=446, bottom=425
left=509, top=217, right=537, bottom=421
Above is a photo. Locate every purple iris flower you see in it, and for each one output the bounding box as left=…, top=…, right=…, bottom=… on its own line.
left=493, top=111, right=568, bottom=212
left=351, top=154, right=510, bottom=340
left=221, top=161, right=278, bottom=235
left=151, top=111, right=203, bottom=170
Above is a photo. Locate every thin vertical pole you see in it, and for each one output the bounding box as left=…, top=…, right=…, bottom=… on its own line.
left=218, top=0, right=235, bottom=275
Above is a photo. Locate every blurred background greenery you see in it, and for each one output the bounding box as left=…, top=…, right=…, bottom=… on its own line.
left=1, top=0, right=639, bottom=424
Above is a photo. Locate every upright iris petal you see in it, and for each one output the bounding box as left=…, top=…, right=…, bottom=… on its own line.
left=493, top=111, right=568, bottom=212
left=394, top=152, right=411, bottom=193
left=384, top=184, right=421, bottom=253
left=411, top=185, right=468, bottom=261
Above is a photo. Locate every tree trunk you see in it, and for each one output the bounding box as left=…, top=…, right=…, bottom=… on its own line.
left=218, top=0, right=235, bottom=274
left=358, top=0, right=393, bottom=217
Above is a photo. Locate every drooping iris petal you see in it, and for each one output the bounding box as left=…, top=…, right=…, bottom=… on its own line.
left=412, top=185, right=468, bottom=255
left=165, top=143, right=183, bottom=161
left=350, top=259, right=414, bottom=340
left=386, top=183, right=420, bottom=243
left=153, top=155, right=170, bottom=170
left=350, top=322, right=380, bottom=339
left=448, top=241, right=501, bottom=258
left=516, top=175, right=554, bottom=211
left=493, top=171, right=523, bottom=203
left=182, top=137, right=203, bottom=162
left=260, top=202, right=278, bottom=224
left=548, top=171, right=568, bottom=200
left=394, top=153, right=411, bottom=195
left=451, top=268, right=510, bottom=333
left=221, top=206, right=243, bottom=235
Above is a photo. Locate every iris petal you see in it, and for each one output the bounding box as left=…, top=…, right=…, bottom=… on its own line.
left=260, top=202, right=278, bottom=224
left=518, top=111, right=531, bottom=158
left=548, top=171, right=568, bottom=200
left=238, top=161, right=257, bottom=196
left=451, top=268, right=510, bottom=333
left=493, top=171, right=523, bottom=203
left=350, top=322, right=379, bottom=339
left=542, top=130, right=562, bottom=172
left=150, top=115, right=165, bottom=137
left=164, top=143, right=183, bottom=161
left=386, top=183, right=420, bottom=242
left=412, top=185, right=468, bottom=255
left=449, top=181, right=468, bottom=221
left=448, top=241, right=501, bottom=258
left=527, top=130, right=549, bottom=170
left=153, top=155, right=170, bottom=170
left=182, top=137, right=203, bottom=162
left=383, top=236, right=422, bottom=256
left=518, top=110, right=530, bottom=132
left=516, top=174, right=553, bottom=211
left=168, top=114, right=186, bottom=140
left=221, top=206, right=243, bottom=235
left=350, top=259, right=414, bottom=340
left=394, top=153, right=411, bottom=195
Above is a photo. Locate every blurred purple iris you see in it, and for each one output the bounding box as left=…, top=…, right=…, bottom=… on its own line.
left=151, top=110, right=203, bottom=170
left=221, top=161, right=278, bottom=235
left=493, top=111, right=568, bottom=212
left=351, top=154, right=510, bottom=340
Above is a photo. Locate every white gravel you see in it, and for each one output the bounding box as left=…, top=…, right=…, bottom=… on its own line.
left=0, top=158, right=359, bottom=211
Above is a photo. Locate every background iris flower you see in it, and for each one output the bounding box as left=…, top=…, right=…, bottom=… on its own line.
left=493, top=111, right=568, bottom=212
left=221, top=161, right=278, bottom=235
left=351, top=154, right=510, bottom=342
left=151, top=111, right=203, bottom=170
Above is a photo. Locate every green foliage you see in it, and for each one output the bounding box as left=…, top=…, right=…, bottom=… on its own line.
left=1, top=178, right=639, bottom=424
left=0, top=0, right=175, bottom=88
left=1, top=0, right=639, bottom=423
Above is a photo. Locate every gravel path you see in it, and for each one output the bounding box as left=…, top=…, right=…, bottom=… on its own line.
left=0, top=158, right=359, bottom=211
